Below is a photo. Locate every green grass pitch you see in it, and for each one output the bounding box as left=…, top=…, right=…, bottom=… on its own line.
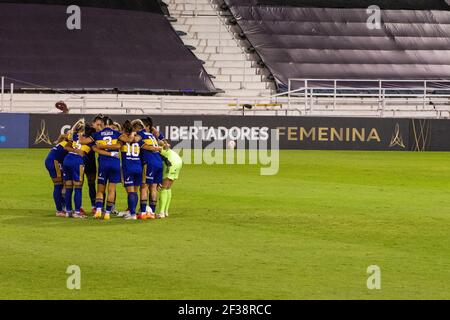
left=0, top=149, right=449, bottom=300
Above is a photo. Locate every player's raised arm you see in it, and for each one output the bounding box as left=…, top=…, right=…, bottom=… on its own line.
left=53, top=133, right=68, bottom=145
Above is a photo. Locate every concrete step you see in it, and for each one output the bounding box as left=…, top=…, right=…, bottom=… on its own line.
left=171, top=3, right=214, bottom=11
left=182, top=38, right=239, bottom=48
left=196, top=53, right=248, bottom=61
left=193, top=32, right=235, bottom=40
left=218, top=67, right=259, bottom=75
left=219, top=89, right=271, bottom=97
left=169, top=10, right=217, bottom=16
left=175, top=17, right=222, bottom=25
left=214, top=81, right=270, bottom=90
left=204, top=60, right=253, bottom=68
left=214, top=74, right=264, bottom=82
left=194, top=46, right=243, bottom=54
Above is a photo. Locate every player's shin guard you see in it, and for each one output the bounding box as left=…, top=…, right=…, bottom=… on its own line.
left=128, top=192, right=138, bottom=215
left=53, top=184, right=64, bottom=212
left=64, top=187, right=73, bottom=212
left=88, top=183, right=96, bottom=207
left=74, top=187, right=82, bottom=213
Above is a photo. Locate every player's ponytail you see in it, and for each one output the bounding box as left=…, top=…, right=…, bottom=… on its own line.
left=123, top=120, right=133, bottom=134
left=131, top=119, right=145, bottom=131
left=113, top=122, right=122, bottom=132
left=103, top=117, right=114, bottom=127
left=72, top=118, right=85, bottom=132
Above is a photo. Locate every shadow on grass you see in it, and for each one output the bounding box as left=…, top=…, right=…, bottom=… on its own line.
left=0, top=209, right=168, bottom=229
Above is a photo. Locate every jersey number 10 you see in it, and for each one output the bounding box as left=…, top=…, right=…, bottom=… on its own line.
left=126, top=143, right=140, bottom=157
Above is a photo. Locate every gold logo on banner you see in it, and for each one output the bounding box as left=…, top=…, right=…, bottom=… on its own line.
left=389, top=123, right=406, bottom=148
left=411, top=119, right=431, bottom=152
left=35, top=120, right=52, bottom=145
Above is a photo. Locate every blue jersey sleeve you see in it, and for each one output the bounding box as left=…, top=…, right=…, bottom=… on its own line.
left=92, top=131, right=100, bottom=141
left=113, top=130, right=121, bottom=140
left=158, top=132, right=165, bottom=140
left=137, top=130, right=145, bottom=139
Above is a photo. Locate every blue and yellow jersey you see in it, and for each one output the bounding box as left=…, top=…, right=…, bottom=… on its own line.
left=69, top=133, right=92, bottom=157
left=138, top=130, right=162, bottom=168
left=92, top=128, right=121, bottom=163
left=47, top=140, right=68, bottom=163
left=121, top=141, right=144, bottom=172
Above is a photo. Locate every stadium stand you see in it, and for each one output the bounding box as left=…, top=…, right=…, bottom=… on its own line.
left=1, top=0, right=450, bottom=118
left=167, top=0, right=276, bottom=97
left=0, top=0, right=217, bottom=94
left=223, top=0, right=450, bottom=91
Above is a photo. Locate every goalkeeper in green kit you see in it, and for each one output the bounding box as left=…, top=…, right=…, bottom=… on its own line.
left=156, top=141, right=183, bottom=219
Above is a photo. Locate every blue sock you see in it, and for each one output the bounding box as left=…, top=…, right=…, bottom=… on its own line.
left=88, top=183, right=96, bottom=207
left=150, top=201, right=156, bottom=213
left=61, top=189, right=66, bottom=211
left=140, top=200, right=147, bottom=214
left=106, top=201, right=114, bottom=214
left=64, top=187, right=73, bottom=212
left=74, top=187, right=82, bottom=213
left=95, top=197, right=103, bottom=211
left=128, top=192, right=138, bottom=215
left=53, top=184, right=63, bottom=212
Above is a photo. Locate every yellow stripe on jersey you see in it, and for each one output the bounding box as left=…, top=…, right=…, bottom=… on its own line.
left=143, top=137, right=158, bottom=147
left=54, top=160, right=62, bottom=178
left=80, top=145, right=91, bottom=153
left=142, top=164, right=147, bottom=184
left=79, top=165, right=85, bottom=182
left=58, top=141, right=68, bottom=148
left=71, top=141, right=91, bottom=154
left=121, top=143, right=141, bottom=154
left=96, top=139, right=118, bottom=146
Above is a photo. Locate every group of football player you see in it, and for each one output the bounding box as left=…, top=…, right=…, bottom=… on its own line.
left=44, top=115, right=182, bottom=220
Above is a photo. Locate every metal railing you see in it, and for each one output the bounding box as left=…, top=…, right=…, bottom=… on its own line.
left=3, top=75, right=450, bottom=118
left=274, top=78, right=450, bottom=118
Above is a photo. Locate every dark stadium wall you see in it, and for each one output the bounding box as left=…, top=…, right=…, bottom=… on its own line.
left=0, top=2, right=216, bottom=94
left=225, top=0, right=450, bottom=92
left=256, top=0, right=450, bottom=10
left=18, top=113, right=449, bottom=151
left=0, top=0, right=165, bottom=13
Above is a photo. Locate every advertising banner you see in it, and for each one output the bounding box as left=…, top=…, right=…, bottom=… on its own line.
left=28, top=114, right=412, bottom=151
left=0, top=113, right=29, bottom=148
